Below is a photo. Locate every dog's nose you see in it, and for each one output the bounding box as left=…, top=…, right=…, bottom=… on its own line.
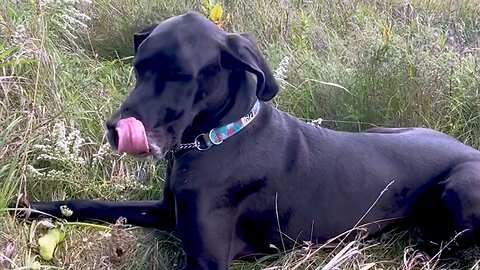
left=106, top=120, right=119, bottom=150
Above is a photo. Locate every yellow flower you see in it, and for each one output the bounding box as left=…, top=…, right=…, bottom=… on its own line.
left=209, top=5, right=223, bottom=22
left=201, top=2, right=230, bottom=29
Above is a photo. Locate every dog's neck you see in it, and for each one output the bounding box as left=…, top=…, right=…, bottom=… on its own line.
left=182, top=71, right=259, bottom=144
left=177, top=99, right=261, bottom=153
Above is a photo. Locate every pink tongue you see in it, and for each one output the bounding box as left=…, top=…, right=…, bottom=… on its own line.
left=116, top=117, right=150, bottom=155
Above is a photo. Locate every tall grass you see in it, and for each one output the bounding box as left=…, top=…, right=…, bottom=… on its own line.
left=0, top=0, right=479, bottom=269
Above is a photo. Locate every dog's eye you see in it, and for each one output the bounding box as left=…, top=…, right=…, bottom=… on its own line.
left=167, top=73, right=192, bottom=82
left=134, top=64, right=152, bottom=78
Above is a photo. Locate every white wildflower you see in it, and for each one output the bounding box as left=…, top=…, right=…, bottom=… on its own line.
left=25, top=165, right=43, bottom=176
left=39, top=0, right=55, bottom=8
left=67, top=129, right=84, bottom=155
left=68, top=154, right=85, bottom=165
left=52, top=122, right=67, bottom=151
left=56, top=140, right=69, bottom=155
left=8, top=23, right=37, bottom=61
left=46, top=169, right=65, bottom=178
left=40, top=0, right=92, bottom=33
left=63, top=0, right=92, bottom=4
left=76, top=13, right=91, bottom=23
left=273, top=56, right=290, bottom=83
left=93, top=143, right=110, bottom=164
left=33, top=144, right=50, bottom=151
left=37, top=153, right=59, bottom=161
left=13, top=24, right=27, bottom=44
left=124, top=176, right=153, bottom=191
left=33, top=120, right=87, bottom=170
left=60, top=14, right=88, bottom=30
left=139, top=184, right=153, bottom=191
left=67, top=7, right=91, bottom=22
left=114, top=184, right=126, bottom=191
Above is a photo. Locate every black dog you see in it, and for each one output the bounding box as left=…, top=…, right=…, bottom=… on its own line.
left=23, top=13, right=480, bottom=269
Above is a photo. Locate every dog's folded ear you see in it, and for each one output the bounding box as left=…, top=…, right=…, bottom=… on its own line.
left=133, top=24, right=158, bottom=54
left=221, top=33, right=279, bottom=101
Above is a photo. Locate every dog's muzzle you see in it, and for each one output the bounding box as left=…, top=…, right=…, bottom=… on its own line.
left=107, top=117, right=174, bottom=158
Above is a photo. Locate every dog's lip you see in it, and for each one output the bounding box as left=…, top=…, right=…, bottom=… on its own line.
left=126, top=151, right=151, bottom=158
left=144, top=132, right=172, bottom=158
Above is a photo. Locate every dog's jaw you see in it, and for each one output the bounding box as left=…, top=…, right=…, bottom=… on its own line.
left=146, top=131, right=172, bottom=159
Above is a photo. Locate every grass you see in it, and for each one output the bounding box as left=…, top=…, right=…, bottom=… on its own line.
left=0, top=0, right=479, bottom=269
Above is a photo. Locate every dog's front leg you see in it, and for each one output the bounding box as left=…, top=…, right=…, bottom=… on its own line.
left=15, top=172, right=176, bottom=231
left=175, top=189, right=238, bottom=270
left=25, top=199, right=175, bottom=230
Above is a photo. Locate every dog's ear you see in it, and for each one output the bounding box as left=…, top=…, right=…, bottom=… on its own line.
left=221, top=33, right=279, bottom=101
left=133, top=24, right=158, bottom=54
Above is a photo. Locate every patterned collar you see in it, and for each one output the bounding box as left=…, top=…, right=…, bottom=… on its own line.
left=171, top=100, right=261, bottom=155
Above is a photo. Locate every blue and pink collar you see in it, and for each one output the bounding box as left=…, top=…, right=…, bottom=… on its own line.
left=173, top=100, right=261, bottom=153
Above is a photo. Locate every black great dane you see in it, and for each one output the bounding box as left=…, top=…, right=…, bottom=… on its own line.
left=22, top=12, right=480, bottom=269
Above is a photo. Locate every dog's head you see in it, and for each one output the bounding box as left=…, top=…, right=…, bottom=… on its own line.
left=106, top=12, right=279, bottom=158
